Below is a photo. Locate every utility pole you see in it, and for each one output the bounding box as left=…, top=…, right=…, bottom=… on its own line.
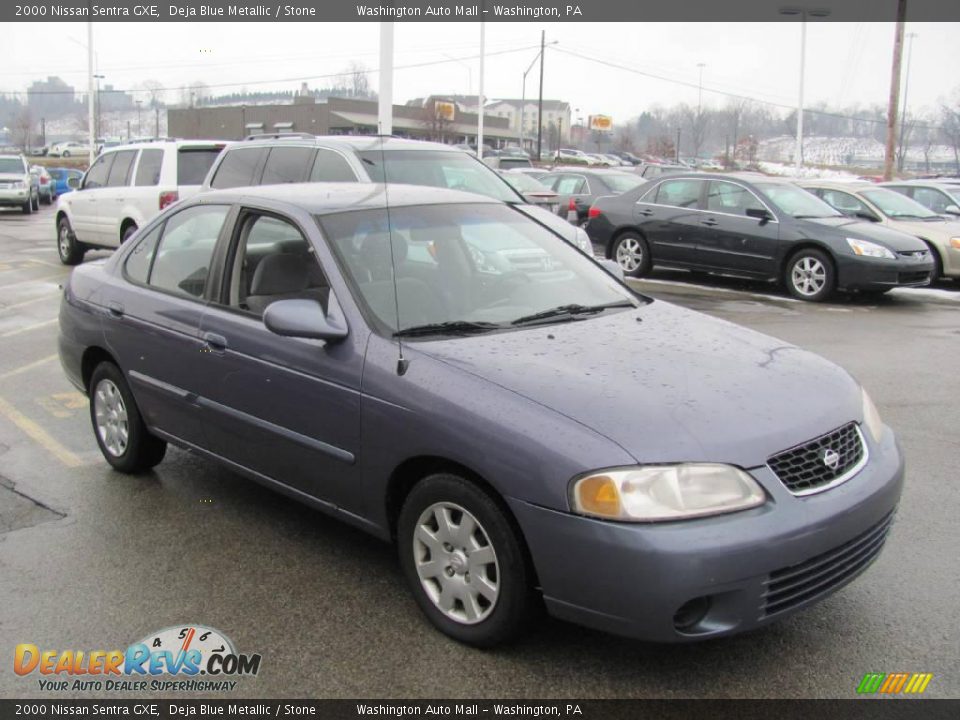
left=41, top=118, right=46, bottom=146
left=536, top=30, right=545, bottom=161
left=154, top=105, right=159, bottom=138
left=378, top=22, right=394, bottom=135
left=477, top=21, right=485, bottom=159
left=675, top=127, right=681, bottom=163
left=697, top=62, right=706, bottom=116
left=897, top=31, right=918, bottom=172
left=87, top=21, right=94, bottom=164
left=135, top=100, right=142, bottom=136
left=883, top=0, right=907, bottom=181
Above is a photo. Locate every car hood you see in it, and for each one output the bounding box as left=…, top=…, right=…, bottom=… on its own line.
left=804, top=216, right=928, bottom=251
left=412, top=301, right=862, bottom=469
left=885, top=217, right=960, bottom=241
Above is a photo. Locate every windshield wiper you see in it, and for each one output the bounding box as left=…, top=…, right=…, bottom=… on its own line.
left=510, top=301, right=635, bottom=326
left=394, top=320, right=502, bottom=338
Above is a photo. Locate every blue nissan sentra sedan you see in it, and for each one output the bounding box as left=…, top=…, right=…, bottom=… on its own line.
left=58, top=183, right=903, bottom=647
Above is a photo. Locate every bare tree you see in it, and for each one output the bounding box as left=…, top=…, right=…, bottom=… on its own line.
left=13, top=106, right=34, bottom=150
left=140, top=80, right=165, bottom=109
left=940, top=101, right=960, bottom=174
left=181, top=82, right=210, bottom=107
left=334, top=62, right=373, bottom=99
left=419, top=102, right=454, bottom=143
left=896, top=110, right=918, bottom=172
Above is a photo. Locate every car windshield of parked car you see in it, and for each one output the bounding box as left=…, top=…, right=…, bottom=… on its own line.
left=860, top=188, right=940, bottom=219
left=502, top=173, right=550, bottom=192
left=356, top=150, right=522, bottom=203
left=602, top=173, right=645, bottom=192
left=317, top=202, right=641, bottom=336
left=755, top=183, right=842, bottom=218
left=0, top=158, right=25, bottom=173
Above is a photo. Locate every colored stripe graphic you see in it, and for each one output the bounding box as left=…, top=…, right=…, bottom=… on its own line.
left=857, top=673, right=933, bottom=695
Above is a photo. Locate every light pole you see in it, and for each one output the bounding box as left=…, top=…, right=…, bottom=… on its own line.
left=93, top=73, right=105, bottom=141
left=697, top=62, right=706, bottom=115
left=897, top=31, right=918, bottom=172
left=779, top=6, right=832, bottom=176
left=135, top=100, right=142, bottom=136
left=477, top=21, right=485, bottom=159
left=520, top=39, right=557, bottom=153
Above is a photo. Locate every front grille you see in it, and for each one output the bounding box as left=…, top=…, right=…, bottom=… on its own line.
left=768, top=422, right=865, bottom=495
left=898, top=271, right=930, bottom=284
left=898, top=250, right=928, bottom=258
left=762, top=511, right=894, bottom=617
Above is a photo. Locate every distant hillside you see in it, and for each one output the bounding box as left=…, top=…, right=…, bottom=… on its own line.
left=759, top=135, right=957, bottom=170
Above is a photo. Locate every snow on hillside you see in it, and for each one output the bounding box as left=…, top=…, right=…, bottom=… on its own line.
left=759, top=135, right=957, bottom=167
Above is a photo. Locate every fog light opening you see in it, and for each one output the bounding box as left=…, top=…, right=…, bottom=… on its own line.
left=673, top=596, right=712, bottom=633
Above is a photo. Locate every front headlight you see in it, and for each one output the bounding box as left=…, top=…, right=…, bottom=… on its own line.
left=13, top=181, right=26, bottom=189
left=949, top=237, right=960, bottom=250
left=846, top=238, right=896, bottom=260
left=570, top=464, right=766, bottom=522
left=862, top=388, right=884, bottom=443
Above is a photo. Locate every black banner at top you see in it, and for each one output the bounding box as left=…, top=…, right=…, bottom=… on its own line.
left=5, top=0, right=960, bottom=23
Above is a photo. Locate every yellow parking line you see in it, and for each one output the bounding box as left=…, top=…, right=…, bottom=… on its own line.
left=0, top=394, right=84, bottom=467
left=0, top=318, right=58, bottom=337
left=0, top=354, right=58, bottom=381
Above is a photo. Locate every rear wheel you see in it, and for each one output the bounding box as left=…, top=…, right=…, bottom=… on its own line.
left=57, top=217, right=85, bottom=265
left=398, top=473, right=537, bottom=647
left=785, top=248, right=835, bottom=302
left=31, top=193, right=39, bottom=211
left=22, top=199, right=32, bottom=215
left=89, top=362, right=167, bottom=473
left=613, top=232, right=651, bottom=278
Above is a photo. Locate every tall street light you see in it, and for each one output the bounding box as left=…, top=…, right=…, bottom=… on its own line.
left=697, top=62, right=706, bottom=115
left=897, top=31, right=918, bottom=172
left=93, top=73, right=105, bottom=141
left=135, top=100, right=142, bottom=136
left=780, top=6, right=832, bottom=176
left=520, top=39, right=557, bottom=153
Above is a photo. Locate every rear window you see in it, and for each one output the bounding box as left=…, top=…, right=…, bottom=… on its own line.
left=498, top=157, right=532, bottom=169
left=177, top=147, right=224, bottom=186
left=210, top=147, right=266, bottom=189
left=601, top=173, right=644, bottom=193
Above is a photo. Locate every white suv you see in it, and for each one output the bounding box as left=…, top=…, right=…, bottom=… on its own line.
left=55, top=140, right=227, bottom=265
left=0, top=154, right=40, bottom=213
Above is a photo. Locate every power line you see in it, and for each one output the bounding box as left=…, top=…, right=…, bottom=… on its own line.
left=551, top=45, right=947, bottom=133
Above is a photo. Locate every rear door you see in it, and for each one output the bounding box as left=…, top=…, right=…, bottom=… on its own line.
left=634, top=177, right=707, bottom=266
left=99, top=149, right=138, bottom=246
left=698, top=180, right=780, bottom=276
left=207, top=146, right=269, bottom=190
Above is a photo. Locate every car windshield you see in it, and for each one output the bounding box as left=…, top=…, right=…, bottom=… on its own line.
left=755, top=183, right=842, bottom=218
left=317, top=202, right=641, bottom=336
left=357, top=149, right=522, bottom=203
left=502, top=173, right=550, bottom=192
left=0, top=158, right=25, bottom=173
left=861, top=188, right=939, bottom=219
left=602, top=173, right=645, bottom=192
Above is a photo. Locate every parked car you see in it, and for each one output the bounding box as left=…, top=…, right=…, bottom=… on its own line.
left=55, top=139, right=227, bottom=265
left=0, top=154, right=40, bottom=213
left=800, top=180, right=960, bottom=281
left=48, top=141, right=87, bottom=158
left=586, top=173, right=934, bottom=301
left=499, top=170, right=559, bottom=214
left=611, top=151, right=641, bottom=165
left=201, top=135, right=592, bottom=254
left=59, top=181, right=904, bottom=647
left=552, top=148, right=596, bottom=166
left=482, top=155, right=534, bottom=170
left=538, top=168, right=646, bottom=227
left=880, top=181, right=960, bottom=219
left=30, top=165, right=57, bottom=204
left=48, top=167, right=84, bottom=197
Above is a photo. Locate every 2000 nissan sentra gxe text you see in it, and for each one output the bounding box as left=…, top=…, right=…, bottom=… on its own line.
left=58, top=183, right=904, bottom=646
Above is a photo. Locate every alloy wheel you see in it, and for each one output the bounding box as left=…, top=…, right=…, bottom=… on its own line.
left=58, top=223, right=72, bottom=260
left=94, top=378, right=129, bottom=457
left=412, top=502, right=500, bottom=625
left=791, top=256, right=826, bottom=297
left=616, top=236, right=643, bottom=272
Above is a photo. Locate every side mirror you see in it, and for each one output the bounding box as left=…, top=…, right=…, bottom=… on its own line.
left=599, top=258, right=625, bottom=282
left=945, top=204, right=960, bottom=216
left=745, top=207, right=773, bottom=223
left=67, top=176, right=81, bottom=189
left=263, top=298, right=348, bottom=342
left=855, top=210, right=881, bottom=222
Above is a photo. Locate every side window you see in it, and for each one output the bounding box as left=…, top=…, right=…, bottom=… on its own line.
left=310, top=149, right=358, bottom=182
left=210, top=148, right=267, bottom=189
left=655, top=179, right=704, bottom=209
left=148, top=205, right=229, bottom=299
left=821, top=190, right=868, bottom=215
left=135, top=149, right=163, bottom=186
left=260, top=147, right=315, bottom=185
left=82, top=154, right=114, bottom=189
left=123, top=224, right=162, bottom=284
left=226, top=213, right=328, bottom=316
left=106, top=150, right=137, bottom=188
left=912, top=187, right=949, bottom=213
left=554, top=176, right=585, bottom=195
left=706, top=181, right=765, bottom=216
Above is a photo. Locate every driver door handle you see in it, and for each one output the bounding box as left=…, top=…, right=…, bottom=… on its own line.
left=202, top=332, right=228, bottom=351
left=701, top=218, right=719, bottom=226
left=636, top=208, right=654, bottom=216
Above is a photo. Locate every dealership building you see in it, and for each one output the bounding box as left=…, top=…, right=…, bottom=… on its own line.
left=168, top=95, right=521, bottom=146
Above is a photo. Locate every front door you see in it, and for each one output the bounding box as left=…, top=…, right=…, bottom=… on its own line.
left=697, top=180, right=780, bottom=276
left=68, top=152, right=115, bottom=244
left=196, top=209, right=364, bottom=511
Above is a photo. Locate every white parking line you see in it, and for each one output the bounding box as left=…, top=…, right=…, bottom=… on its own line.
left=0, top=354, right=58, bottom=380
left=0, top=318, right=58, bottom=338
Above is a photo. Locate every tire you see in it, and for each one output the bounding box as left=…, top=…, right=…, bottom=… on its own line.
left=785, top=248, right=836, bottom=302
left=612, top=231, right=651, bottom=278
left=22, top=199, right=32, bottom=215
left=924, top=242, right=943, bottom=281
left=32, top=193, right=40, bottom=211
left=62, top=150, right=71, bottom=158
left=57, top=216, right=85, bottom=266
left=398, top=473, right=537, bottom=647
left=121, top=224, right=138, bottom=244
left=88, top=362, right=167, bottom=473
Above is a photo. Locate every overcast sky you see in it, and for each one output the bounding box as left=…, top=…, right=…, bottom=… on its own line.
left=4, top=22, right=960, bottom=121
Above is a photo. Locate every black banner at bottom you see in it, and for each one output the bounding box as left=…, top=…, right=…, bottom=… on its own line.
left=1, top=699, right=958, bottom=720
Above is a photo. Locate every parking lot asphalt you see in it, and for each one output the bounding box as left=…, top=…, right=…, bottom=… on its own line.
left=0, top=206, right=958, bottom=700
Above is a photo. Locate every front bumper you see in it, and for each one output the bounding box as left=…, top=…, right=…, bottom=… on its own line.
left=0, top=187, right=30, bottom=205
left=508, top=426, right=904, bottom=642
left=835, top=253, right=934, bottom=291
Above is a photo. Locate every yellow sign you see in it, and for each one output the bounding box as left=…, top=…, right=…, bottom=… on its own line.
left=588, top=114, right=613, bottom=132
left=435, top=101, right=456, bottom=122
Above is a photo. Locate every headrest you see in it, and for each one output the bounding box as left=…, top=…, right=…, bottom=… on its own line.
left=250, top=253, right=309, bottom=296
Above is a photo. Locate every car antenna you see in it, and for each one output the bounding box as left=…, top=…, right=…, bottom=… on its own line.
left=378, top=125, right=410, bottom=376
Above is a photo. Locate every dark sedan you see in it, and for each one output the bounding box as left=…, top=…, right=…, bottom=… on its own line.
left=587, top=173, right=935, bottom=301
left=60, top=183, right=903, bottom=646
left=538, top=168, right=645, bottom=227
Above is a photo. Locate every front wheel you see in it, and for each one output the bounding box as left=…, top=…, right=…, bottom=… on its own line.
left=398, top=474, right=537, bottom=647
left=22, top=199, right=32, bottom=215
left=32, top=193, right=40, bottom=211
left=57, top=217, right=85, bottom=265
left=89, top=362, right=167, bottom=473
left=613, top=232, right=651, bottom=278
left=785, top=248, right=835, bottom=302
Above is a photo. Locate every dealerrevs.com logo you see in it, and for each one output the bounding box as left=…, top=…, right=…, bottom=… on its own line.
left=14, top=625, right=262, bottom=692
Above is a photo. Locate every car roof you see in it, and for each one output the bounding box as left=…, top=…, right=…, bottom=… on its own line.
left=798, top=179, right=875, bottom=191
left=99, top=139, right=228, bottom=154
left=883, top=180, right=954, bottom=188
left=234, top=135, right=460, bottom=154
left=197, top=182, right=502, bottom=214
